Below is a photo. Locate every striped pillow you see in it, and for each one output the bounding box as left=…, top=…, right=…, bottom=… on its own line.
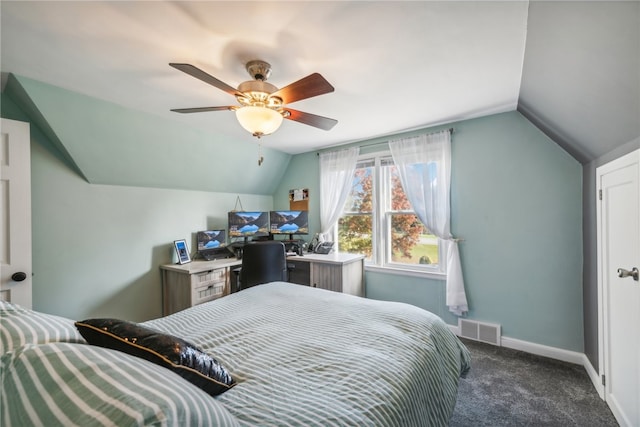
left=1, top=342, right=240, bottom=426
left=1, top=300, right=85, bottom=353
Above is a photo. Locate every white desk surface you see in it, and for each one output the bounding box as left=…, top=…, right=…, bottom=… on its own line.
left=161, top=252, right=364, bottom=273
left=285, top=252, right=364, bottom=265
left=160, top=257, right=242, bottom=274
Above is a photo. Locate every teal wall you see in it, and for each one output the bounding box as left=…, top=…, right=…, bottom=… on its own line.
left=275, top=111, right=584, bottom=351
left=2, top=92, right=273, bottom=322
left=30, top=139, right=271, bottom=322
left=272, top=151, right=320, bottom=225
left=3, top=81, right=584, bottom=351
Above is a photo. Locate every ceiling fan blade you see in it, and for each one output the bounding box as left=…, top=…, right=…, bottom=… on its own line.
left=284, top=108, right=337, bottom=131
left=169, top=63, right=242, bottom=98
left=271, top=73, right=334, bottom=104
left=170, top=106, right=232, bottom=113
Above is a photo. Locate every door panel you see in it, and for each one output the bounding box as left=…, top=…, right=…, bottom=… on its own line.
left=598, top=150, right=639, bottom=427
left=0, top=119, right=32, bottom=308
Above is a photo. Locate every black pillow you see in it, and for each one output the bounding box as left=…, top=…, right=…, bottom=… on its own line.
left=75, top=318, right=235, bottom=396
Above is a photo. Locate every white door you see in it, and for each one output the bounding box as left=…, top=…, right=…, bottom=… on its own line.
left=0, top=118, right=32, bottom=309
left=597, top=149, right=640, bottom=427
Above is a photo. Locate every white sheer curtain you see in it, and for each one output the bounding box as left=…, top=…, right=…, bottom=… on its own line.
left=319, top=147, right=360, bottom=237
left=389, top=130, right=468, bottom=316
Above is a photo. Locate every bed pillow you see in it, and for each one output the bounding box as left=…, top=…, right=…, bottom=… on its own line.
left=75, top=318, right=235, bottom=396
left=2, top=342, right=240, bottom=426
left=1, top=300, right=85, bottom=353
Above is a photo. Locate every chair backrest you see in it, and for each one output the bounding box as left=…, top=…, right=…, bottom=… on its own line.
left=239, top=241, right=287, bottom=291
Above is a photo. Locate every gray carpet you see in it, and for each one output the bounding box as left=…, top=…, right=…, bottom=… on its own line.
left=450, top=338, right=619, bottom=426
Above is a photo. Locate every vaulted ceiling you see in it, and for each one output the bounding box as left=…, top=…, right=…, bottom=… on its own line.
left=1, top=1, right=638, bottom=166
left=520, top=1, right=639, bottom=163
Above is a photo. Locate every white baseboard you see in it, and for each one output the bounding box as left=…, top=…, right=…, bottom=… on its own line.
left=582, top=355, right=605, bottom=399
left=448, top=325, right=605, bottom=401
left=448, top=325, right=582, bottom=364
left=500, top=336, right=584, bottom=365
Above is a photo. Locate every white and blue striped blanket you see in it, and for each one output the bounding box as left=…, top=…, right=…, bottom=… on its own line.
left=1, top=282, right=470, bottom=426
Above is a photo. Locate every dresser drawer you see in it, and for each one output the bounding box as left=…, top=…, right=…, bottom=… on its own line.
left=161, top=259, right=242, bottom=316
left=191, top=268, right=227, bottom=305
left=192, top=281, right=226, bottom=305
left=191, top=268, right=226, bottom=287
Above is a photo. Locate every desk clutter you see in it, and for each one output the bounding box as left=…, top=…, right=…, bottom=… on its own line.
left=171, top=209, right=339, bottom=269
left=164, top=202, right=362, bottom=314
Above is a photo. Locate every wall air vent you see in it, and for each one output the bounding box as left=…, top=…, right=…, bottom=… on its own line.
left=458, top=319, right=501, bottom=346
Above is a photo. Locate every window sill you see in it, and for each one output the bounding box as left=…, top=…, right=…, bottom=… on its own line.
left=364, top=265, right=446, bottom=280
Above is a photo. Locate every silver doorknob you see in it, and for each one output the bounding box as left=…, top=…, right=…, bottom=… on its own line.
left=617, top=267, right=639, bottom=281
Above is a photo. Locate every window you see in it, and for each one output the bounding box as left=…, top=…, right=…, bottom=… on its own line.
left=337, top=153, right=443, bottom=275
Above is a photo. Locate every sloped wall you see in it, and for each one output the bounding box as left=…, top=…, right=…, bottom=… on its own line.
left=5, top=74, right=291, bottom=195
left=1, top=86, right=277, bottom=321
left=3, top=79, right=586, bottom=351
left=29, top=136, right=272, bottom=321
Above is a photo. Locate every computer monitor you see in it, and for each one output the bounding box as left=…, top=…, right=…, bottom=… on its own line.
left=197, top=230, right=226, bottom=251
left=196, top=229, right=233, bottom=261
left=269, top=210, right=309, bottom=237
left=228, top=211, right=270, bottom=238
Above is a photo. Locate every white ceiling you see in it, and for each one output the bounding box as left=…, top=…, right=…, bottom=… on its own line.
left=2, top=1, right=638, bottom=162
left=1, top=1, right=529, bottom=155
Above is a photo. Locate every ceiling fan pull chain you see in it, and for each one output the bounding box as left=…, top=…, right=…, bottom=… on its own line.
left=258, top=143, right=264, bottom=166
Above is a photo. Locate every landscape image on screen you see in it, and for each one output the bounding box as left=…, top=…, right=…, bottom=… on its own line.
left=228, top=211, right=270, bottom=237
left=270, top=210, right=309, bottom=235
left=197, top=230, right=226, bottom=251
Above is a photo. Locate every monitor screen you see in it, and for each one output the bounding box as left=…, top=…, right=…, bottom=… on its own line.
left=196, top=230, right=226, bottom=251
left=228, top=211, right=270, bottom=237
left=269, top=210, right=309, bottom=235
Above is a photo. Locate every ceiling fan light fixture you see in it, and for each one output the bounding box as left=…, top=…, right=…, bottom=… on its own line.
left=235, top=106, right=284, bottom=138
left=169, top=61, right=337, bottom=141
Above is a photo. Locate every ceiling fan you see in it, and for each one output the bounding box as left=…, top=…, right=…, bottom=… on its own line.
left=169, top=60, right=338, bottom=138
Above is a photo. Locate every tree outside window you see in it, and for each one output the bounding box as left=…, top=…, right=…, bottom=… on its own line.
left=339, top=162, right=373, bottom=259
left=338, top=155, right=439, bottom=270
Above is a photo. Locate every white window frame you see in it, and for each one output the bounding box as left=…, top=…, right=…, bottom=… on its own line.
left=337, top=151, right=446, bottom=279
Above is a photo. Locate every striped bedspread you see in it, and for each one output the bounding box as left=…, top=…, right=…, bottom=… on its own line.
left=147, top=282, right=470, bottom=426
left=1, top=282, right=470, bottom=426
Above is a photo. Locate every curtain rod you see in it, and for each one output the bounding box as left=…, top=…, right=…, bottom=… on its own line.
left=357, top=127, right=454, bottom=150
left=317, top=127, right=454, bottom=155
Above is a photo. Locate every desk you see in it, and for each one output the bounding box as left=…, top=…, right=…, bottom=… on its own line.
left=161, top=253, right=365, bottom=316
left=285, top=253, right=365, bottom=297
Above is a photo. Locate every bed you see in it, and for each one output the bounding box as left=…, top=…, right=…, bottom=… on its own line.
left=1, top=281, right=470, bottom=426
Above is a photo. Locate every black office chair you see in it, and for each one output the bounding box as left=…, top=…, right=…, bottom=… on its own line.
left=233, top=241, right=288, bottom=292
